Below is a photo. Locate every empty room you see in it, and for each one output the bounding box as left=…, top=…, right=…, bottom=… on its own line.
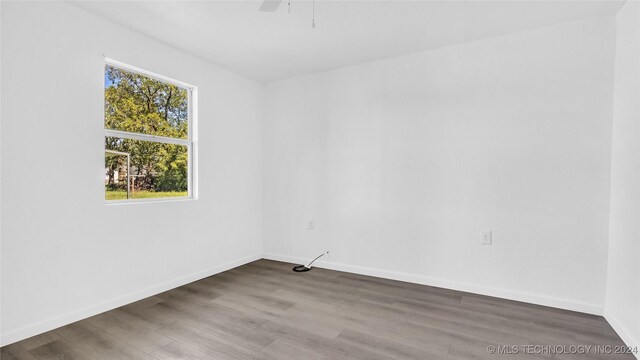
left=1, top=0, right=639, bottom=359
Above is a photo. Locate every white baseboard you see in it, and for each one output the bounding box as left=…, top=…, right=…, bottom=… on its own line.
left=262, top=253, right=604, bottom=316
left=604, top=309, right=640, bottom=359
left=1, top=252, right=611, bottom=348
left=0, top=253, right=262, bottom=347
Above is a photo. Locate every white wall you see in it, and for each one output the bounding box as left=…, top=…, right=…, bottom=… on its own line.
left=0, top=2, right=263, bottom=345
left=263, top=16, right=617, bottom=314
left=606, top=1, right=640, bottom=354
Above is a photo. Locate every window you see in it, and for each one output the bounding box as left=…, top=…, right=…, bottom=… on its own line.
left=104, top=59, right=196, bottom=202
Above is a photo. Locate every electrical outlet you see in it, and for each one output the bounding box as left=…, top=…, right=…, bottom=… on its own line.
left=481, top=231, right=492, bottom=245
left=307, top=219, right=315, bottom=230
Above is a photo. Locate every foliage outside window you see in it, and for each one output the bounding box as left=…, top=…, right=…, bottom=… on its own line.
left=104, top=61, right=194, bottom=202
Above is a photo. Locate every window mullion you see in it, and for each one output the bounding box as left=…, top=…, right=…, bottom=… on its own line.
left=104, top=129, right=190, bottom=146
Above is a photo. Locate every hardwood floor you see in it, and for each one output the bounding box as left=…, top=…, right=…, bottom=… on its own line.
left=1, top=259, right=634, bottom=360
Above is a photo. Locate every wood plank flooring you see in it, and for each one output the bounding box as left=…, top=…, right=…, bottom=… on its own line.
left=1, top=259, right=634, bottom=360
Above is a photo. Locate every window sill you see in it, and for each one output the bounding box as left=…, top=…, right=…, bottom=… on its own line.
left=105, top=197, right=196, bottom=206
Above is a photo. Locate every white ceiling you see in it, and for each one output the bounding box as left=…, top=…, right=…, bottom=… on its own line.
left=73, top=1, right=624, bottom=82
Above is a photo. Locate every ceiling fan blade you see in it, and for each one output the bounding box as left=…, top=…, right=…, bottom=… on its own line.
left=259, top=0, right=283, bottom=12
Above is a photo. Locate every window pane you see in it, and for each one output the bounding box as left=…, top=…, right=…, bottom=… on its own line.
left=105, top=137, right=188, bottom=200
left=105, top=65, right=189, bottom=139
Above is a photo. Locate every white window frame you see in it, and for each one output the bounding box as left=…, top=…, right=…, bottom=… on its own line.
left=104, top=58, right=198, bottom=204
